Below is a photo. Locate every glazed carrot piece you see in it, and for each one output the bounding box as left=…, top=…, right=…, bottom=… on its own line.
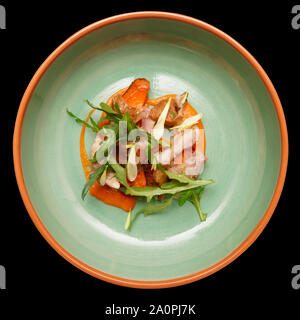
left=122, top=78, right=150, bottom=109
left=129, top=167, right=147, bottom=188
left=89, top=181, right=136, bottom=212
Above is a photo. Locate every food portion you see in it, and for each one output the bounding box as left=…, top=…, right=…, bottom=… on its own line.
left=67, top=78, right=214, bottom=230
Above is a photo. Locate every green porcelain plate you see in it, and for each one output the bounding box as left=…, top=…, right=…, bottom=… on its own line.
left=13, top=12, right=288, bottom=288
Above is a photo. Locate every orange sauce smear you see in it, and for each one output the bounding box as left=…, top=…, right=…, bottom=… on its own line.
left=80, top=105, right=136, bottom=213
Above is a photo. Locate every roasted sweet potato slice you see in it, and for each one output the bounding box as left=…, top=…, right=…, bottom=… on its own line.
left=122, top=78, right=150, bottom=109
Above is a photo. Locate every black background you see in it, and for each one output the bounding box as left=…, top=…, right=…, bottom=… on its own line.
left=0, top=0, right=299, bottom=315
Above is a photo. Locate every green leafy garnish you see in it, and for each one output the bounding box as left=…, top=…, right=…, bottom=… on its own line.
left=66, top=109, right=99, bottom=133
left=108, top=156, right=129, bottom=187
left=99, top=102, right=120, bottom=116
left=160, top=180, right=183, bottom=189
left=121, top=111, right=137, bottom=132
left=85, top=100, right=119, bottom=116
left=114, top=102, right=122, bottom=114
left=177, top=189, right=193, bottom=206
left=89, top=116, right=99, bottom=130
left=124, top=179, right=213, bottom=202
left=177, top=186, right=207, bottom=221
left=81, top=165, right=106, bottom=200
left=190, top=188, right=207, bottom=221
left=126, top=196, right=174, bottom=230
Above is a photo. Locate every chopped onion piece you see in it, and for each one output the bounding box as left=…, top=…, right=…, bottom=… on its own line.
left=151, top=156, right=157, bottom=171
left=171, top=113, right=203, bottom=130
left=99, top=167, right=107, bottom=186
left=181, top=92, right=188, bottom=105
left=152, top=97, right=172, bottom=141
left=125, top=209, right=132, bottom=230
left=127, top=145, right=138, bottom=182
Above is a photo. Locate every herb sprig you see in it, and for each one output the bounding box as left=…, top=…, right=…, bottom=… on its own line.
left=125, top=196, right=174, bottom=230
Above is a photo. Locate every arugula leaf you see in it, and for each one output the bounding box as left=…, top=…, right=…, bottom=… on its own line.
left=190, top=188, right=207, bottom=221
left=85, top=99, right=103, bottom=111
left=160, top=180, right=183, bottom=189
left=81, top=165, right=106, bottom=200
left=126, top=196, right=174, bottom=230
left=89, top=116, right=101, bottom=132
left=100, top=102, right=120, bottom=115
left=158, top=165, right=199, bottom=184
left=66, top=109, right=99, bottom=133
left=143, top=196, right=174, bottom=216
left=89, top=116, right=98, bottom=127
left=85, top=100, right=118, bottom=115
left=114, top=102, right=122, bottom=114
left=177, top=189, right=193, bottom=206
left=177, top=186, right=207, bottom=221
left=108, top=156, right=129, bottom=187
left=85, top=100, right=122, bottom=121
left=124, top=179, right=213, bottom=202
left=100, top=114, right=120, bottom=123
left=121, top=111, right=137, bottom=132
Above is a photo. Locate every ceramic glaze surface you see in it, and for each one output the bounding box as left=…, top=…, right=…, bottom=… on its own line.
left=19, top=18, right=282, bottom=281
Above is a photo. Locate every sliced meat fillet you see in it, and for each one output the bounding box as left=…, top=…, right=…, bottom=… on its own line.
left=90, top=132, right=105, bottom=159
left=112, top=94, right=150, bottom=124
left=105, top=171, right=120, bottom=189
left=149, top=92, right=188, bottom=127
left=152, top=168, right=168, bottom=186
left=155, top=127, right=200, bottom=165
left=143, top=164, right=158, bottom=186
left=168, top=150, right=206, bottom=178
left=140, top=117, right=155, bottom=133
